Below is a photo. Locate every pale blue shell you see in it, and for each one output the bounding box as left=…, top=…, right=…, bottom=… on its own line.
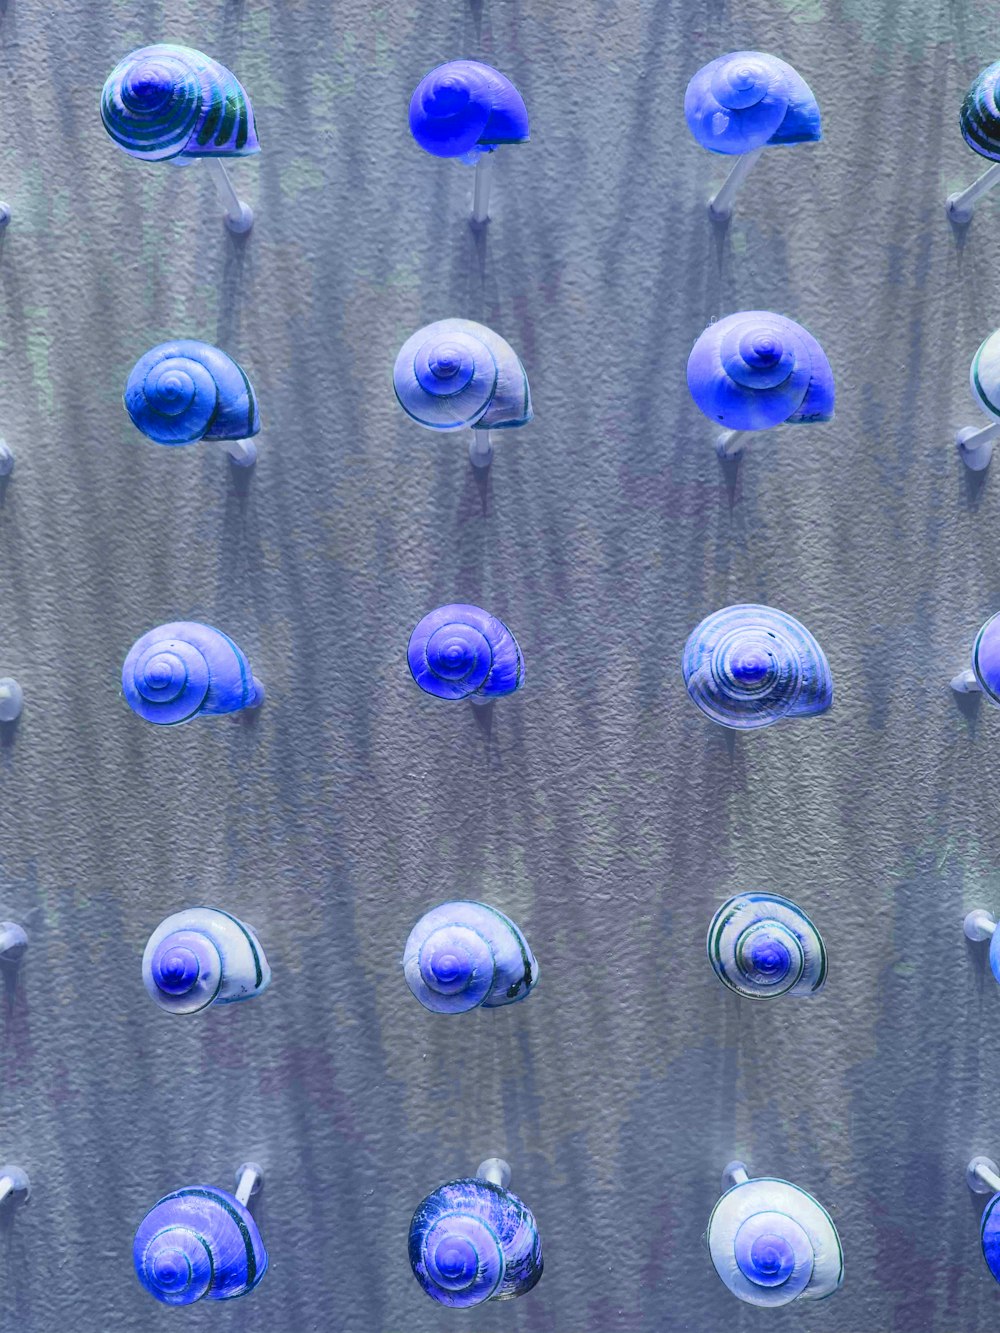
left=409, top=61, right=529, bottom=161
left=685, top=52, right=821, bottom=156
left=961, top=61, right=1000, bottom=162
left=973, top=612, right=1000, bottom=706
left=125, top=341, right=259, bottom=447
left=122, top=621, right=264, bottom=726
left=403, top=901, right=538, bottom=1014
left=101, top=44, right=259, bottom=162
left=408, top=604, right=524, bottom=701
left=393, top=319, right=532, bottom=432
left=142, top=908, right=270, bottom=1015
left=409, top=1176, right=542, bottom=1307
left=133, top=1186, right=267, bottom=1305
left=707, top=894, right=826, bottom=999
left=682, top=605, right=832, bottom=731
left=709, top=1176, right=843, bottom=1306
left=687, top=312, right=834, bottom=431
left=970, top=330, right=1000, bottom=424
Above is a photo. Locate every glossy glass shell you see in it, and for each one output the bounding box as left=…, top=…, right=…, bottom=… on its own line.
left=393, top=319, right=532, bottom=433
left=961, top=61, right=1000, bottom=163
left=687, top=312, right=834, bottom=432
left=685, top=52, right=821, bottom=156
left=709, top=1176, right=843, bottom=1307
left=409, top=61, right=529, bottom=160
left=972, top=612, right=1000, bottom=705
left=101, top=44, right=259, bottom=162
left=122, top=621, right=263, bottom=726
left=707, top=893, right=826, bottom=999
left=125, top=340, right=259, bottom=447
left=142, top=908, right=271, bottom=1014
left=682, top=604, right=832, bottom=731
left=133, top=1186, right=267, bottom=1305
left=408, top=604, right=525, bottom=701
left=409, top=1176, right=542, bottom=1307
left=970, top=330, right=1000, bottom=425
left=403, top=901, right=538, bottom=1013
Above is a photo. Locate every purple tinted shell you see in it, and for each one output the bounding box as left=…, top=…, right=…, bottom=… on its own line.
left=973, top=613, right=1000, bottom=704
left=409, top=61, right=529, bottom=159
left=133, top=1186, right=267, bottom=1305
left=407, top=604, right=524, bottom=701
left=122, top=621, right=263, bottom=726
left=684, top=52, right=821, bottom=156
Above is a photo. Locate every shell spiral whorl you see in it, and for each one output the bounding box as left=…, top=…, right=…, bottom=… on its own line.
left=125, top=341, right=259, bottom=447
left=684, top=51, right=821, bottom=156
left=142, top=908, right=270, bottom=1014
left=101, top=44, right=259, bottom=162
left=133, top=1187, right=268, bottom=1305
left=123, top=621, right=263, bottom=726
left=393, top=319, right=532, bottom=432
left=409, top=61, right=529, bottom=160
left=403, top=901, right=538, bottom=1013
left=408, top=604, right=524, bottom=701
left=961, top=61, right=1000, bottom=163
left=707, top=894, right=826, bottom=999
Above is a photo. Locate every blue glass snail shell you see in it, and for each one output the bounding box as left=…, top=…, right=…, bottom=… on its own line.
left=125, top=341, right=259, bottom=447
left=682, top=605, right=832, bottom=731
left=707, top=893, right=826, bottom=999
left=403, top=901, right=538, bottom=1014
left=709, top=1175, right=843, bottom=1306
left=981, top=1191, right=1000, bottom=1282
left=409, top=61, right=529, bottom=161
left=970, top=330, right=1000, bottom=426
left=123, top=621, right=264, bottom=726
left=687, top=312, right=834, bottom=432
left=409, top=1176, right=542, bottom=1307
left=133, top=1186, right=267, bottom=1305
left=961, top=61, right=1000, bottom=162
left=101, top=44, right=259, bottom=162
left=393, top=319, right=532, bottom=433
left=143, top=908, right=270, bottom=1014
left=972, top=612, right=1000, bottom=705
left=685, top=52, right=821, bottom=156
left=408, top=604, right=524, bottom=701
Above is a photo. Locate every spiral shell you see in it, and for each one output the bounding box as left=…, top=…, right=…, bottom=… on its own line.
left=707, top=894, right=826, bottom=1000
left=685, top=52, right=821, bottom=156
left=101, top=45, right=259, bottom=162
left=961, top=61, right=1000, bottom=162
left=971, top=612, right=1000, bottom=705
left=709, top=1175, right=843, bottom=1307
left=133, top=1186, right=267, bottom=1305
left=393, top=319, right=532, bottom=433
left=403, top=901, right=538, bottom=1014
left=968, top=330, right=1000, bottom=428
left=683, top=605, right=832, bottom=731
left=687, top=312, right=834, bottom=432
left=142, top=908, right=270, bottom=1015
left=408, top=604, right=525, bottom=701
left=125, top=341, right=259, bottom=447
left=409, top=1176, right=542, bottom=1307
left=409, top=61, right=529, bottom=160
left=981, top=1189, right=1000, bottom=1282
left=122, top=621, right=264, bottom=726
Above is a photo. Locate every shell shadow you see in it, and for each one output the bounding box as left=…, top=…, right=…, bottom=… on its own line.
left=469, top=698, right=495, bottom=747
left=716, top=446, right=742, bottom=512
left=708, top=205, right=732, bottom=271
left=948, top=210, right=973, bottom=251
left=952, top=686, right=981, bottom=735
left=964, top=932, right=992, bottom=1000
left=0, top=473, right=11, bottom=509
left=960, top=456, right=990, bottom=508
left=0, top=955, right=22, bottom=1012
left=226, top=454, right=256, bottom=503
left=0, top=715, right=19, bottom=750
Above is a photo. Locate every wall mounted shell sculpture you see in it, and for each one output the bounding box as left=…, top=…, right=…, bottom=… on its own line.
left=409, top=61, right=529, bottom=162
left=682, top=605, right=832, bottom=731
left=409, top=1161, right=542, bottom=1308
left=125, top=341, right=260, bottom=466
left=408, top=604, right=525, bottom=702
left=956, top=329, right=1000, bottom=470
left=143, top=908, right=270, bottom=1014
left=947, top=62, right=1000, bottom=222
left=403, top=901, right=538, bottom=1014
left=122, top=621, right=265, bottom=726
left=709, top=1162, right=843, bottom=1307
left=708, top=894, right=826, bottom=1000
left=685, top=52, right=821, bottom=156
left=967, top=1155, right=1000, bottom=1285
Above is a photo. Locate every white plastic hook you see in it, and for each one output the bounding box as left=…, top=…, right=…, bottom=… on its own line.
left=0, top=440, right=13, bottom=477
left=234, top=1162, right=264, bottom=1207
left=205, top=159, right=253, bottom=234
left=0, top=1164, right=29, bottom=1206
left=721, top=1159, right=750, bottom=1190
left=947, top=164, right=1000, bottom=224
left=968, top=1155, right=1000, bottom=1194
left=964, top=909, right=997, bottom=942
left=716, top=429, right=749, bottom=459
left=709, top=148, right=765, bottom=221
left=0, top=678, right=22, bottom=722
left=468, top=430, right=494, bottom=469
left=472, top=152, right=494, bottom=225
left=476, top=1157, right=512, bottom=1188
left=956, top=422, right=999, bottom=471
left=0, top=922, right=27, bottom=961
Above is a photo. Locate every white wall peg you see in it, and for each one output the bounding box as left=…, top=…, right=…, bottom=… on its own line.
left=0, top=922, right=27, bottom=961
left=0, top=678, right=23, bottom=722
left=0, top=1164, right=29, bottom=1207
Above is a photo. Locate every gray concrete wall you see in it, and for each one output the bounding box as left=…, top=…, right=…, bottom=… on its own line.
left=2, top=0, right=1000, bottom=1328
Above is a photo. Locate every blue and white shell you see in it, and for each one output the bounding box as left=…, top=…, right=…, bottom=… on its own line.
left=970, top=330, right=1000, bottom=426
left=971, top=612, right=1000, bottom=706
left=133, top=1186, right=267, bottom=1305
left=125, top=341, right=259, bottom=447
left=403, top=901, right=538, bottom=1014
left=685, top=52, right=821, bottom=156
left=393, top=319, right=532, bottom=433
left=122, top=621, right=264, bottom=726
left=707, top=894, right=826, bottom=1000
left=409, top=61, right=529, bottom=161
left=101, top=44, right=259, bottom=162
left=683, top=605, right=832, bottom=731
left=409, top=1176, right=542, bottom=1307
left=961, top=61, right=1000, bottom=162
left=687, top=312, right=834, bottom=432
left=981, top=1189, right=1000, bottom=1282
left=142, top=908, right=270, bottom=1015
left=709, top=1175, right=843, bottom=1307
left=408, top=604, right=525, bottom=701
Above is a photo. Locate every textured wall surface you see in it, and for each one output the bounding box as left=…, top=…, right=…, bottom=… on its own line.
left=5, top=0, right=1000, bottom=1329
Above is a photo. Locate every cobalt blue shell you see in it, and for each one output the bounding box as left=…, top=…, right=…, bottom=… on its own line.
left=133, top=1186, right=267, bottom=1305
left=123, top=621, right=263, bottom=726
left=142, top=908, right=271, bottom=1014
left=683, top=605, right=832, bottom=731
left=972, top=613, right=1000, bottom=705
left=125, top=341, right=260, bottom=447
left=982, top=1192, right=1000, bottom=1282
left=687, top=312, right=834, bottom=431
left=403, top=901, right=538, bottom=1014
left=101, top=44, right=259, bottom=162
left=961, top=61, right=1000, bottom=162
left=707, top=894, right=827, bottom=1000
left=409, top=61, right=529, bottom=160
left=685, top=52, right=821, bottom=156
left=407, top=604, right=524, bottom=701
left=393, top=319, right=532, bottom=432
left=409, top=1177, right=542, bottom=1307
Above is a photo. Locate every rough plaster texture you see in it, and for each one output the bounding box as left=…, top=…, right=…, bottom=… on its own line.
left=4, top=0, right=1000, bottom=1329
